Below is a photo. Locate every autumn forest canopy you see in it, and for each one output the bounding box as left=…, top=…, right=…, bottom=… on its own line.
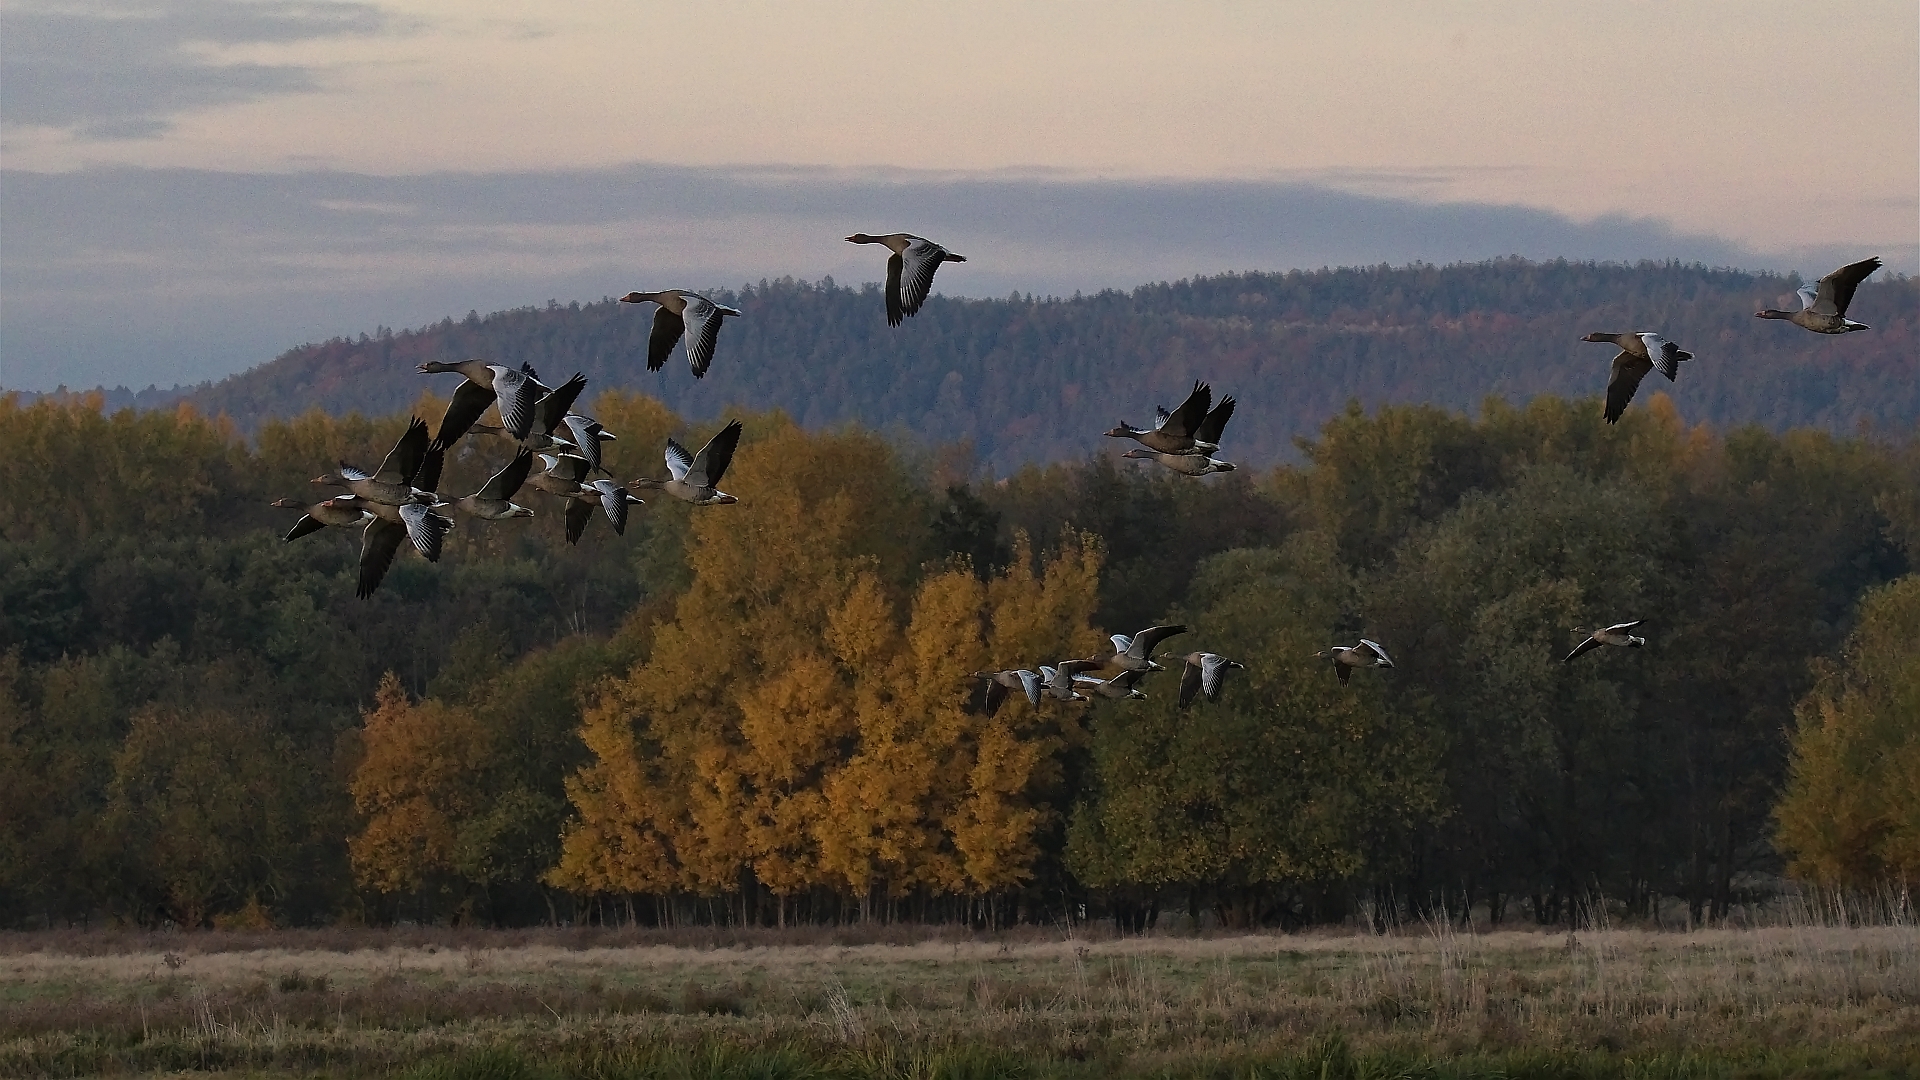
left=3, top=379, right=1919, bottom=931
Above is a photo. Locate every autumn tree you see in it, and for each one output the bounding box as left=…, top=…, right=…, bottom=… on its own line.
left=349, top=674, right=491, bottom=901
left=1774, top=575, right=1920, bottom=890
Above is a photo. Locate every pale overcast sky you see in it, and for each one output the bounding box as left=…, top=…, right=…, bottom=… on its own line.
left=2, top=0, right=1915, bottom=390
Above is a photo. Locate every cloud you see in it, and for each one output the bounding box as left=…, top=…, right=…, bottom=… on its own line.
left=2, top=162, right=1911, bottom=391
left=0, top=0, right=389, bottom=139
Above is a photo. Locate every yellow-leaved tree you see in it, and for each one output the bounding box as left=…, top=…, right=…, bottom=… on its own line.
left=348, top=673, right=490, bottom=895
left=1774, top=574, right=1920, bottom=890
left=552, top=415, right=1110, bottom=918
left=551, top=419, right=931, bottom=909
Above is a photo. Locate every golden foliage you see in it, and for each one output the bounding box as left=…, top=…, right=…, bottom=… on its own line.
left=555, top=427, right=1106, bottom=903
left=1775, top=575, right=1920, bottom=889
left=348, top=674, right=491, bottom=894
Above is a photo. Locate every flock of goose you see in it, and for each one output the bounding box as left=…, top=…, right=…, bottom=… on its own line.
left=270, top=238, right=1886, bottom=695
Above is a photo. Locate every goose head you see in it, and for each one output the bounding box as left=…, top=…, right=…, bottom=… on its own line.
left=845, top=233, right=877, bottom=244
left=311, top=472, right=344, bottom=487
left=1105, top=423, right=1141, bottom=438
left=1121, top=449, right=1155, bottom=461
left=1579, top=332, right=1618, bottom=343
left=270, top=498, right=305, bottom=509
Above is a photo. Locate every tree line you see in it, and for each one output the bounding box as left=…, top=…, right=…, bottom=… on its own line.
left=1, top=389, right=1915, bottom=930
left=130, top=259, right=1920, bottom=469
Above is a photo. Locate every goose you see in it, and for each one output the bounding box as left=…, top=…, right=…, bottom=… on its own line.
left=271, top=496, right=372, bottom=542
left=528, top=453, right=594, bottom=541
left=1074, top=667, right=1147, bottom=701
left=559, top=413, right=617, bottom=474
left=630, top=420, right=742, bottom=506
left=1563, top=620, right=1646, bottom=662
left=1177, top=652, right=1246, bottom=708
left=1102, top=624, right=1188, bottom=674
left=1039, top=660, right=1102, bottom=702
left=1191, top=395, right=1237, bottom=454
left=328, top=494, right=453, bottom=599
left=428, top=449, right=538, bottom=521
left=1756, top=257, right=1881, bottom=334
left=1314, top=640, right=1393, bottom=686
left=1121, top=448, right=1236, bottom=476
left=561, top=480, right=643, bottom=543
left=967, top=669, right=1043, bottom=716
left=1579, top=333, right=1692, bottom=424
left=1107, top=381, right=1212, bottom=454
left=844, top=233, right=968, bottom=326
left=312, top=416, right=437, bottom=505
left=417, top=360, right=551, bottom=446
left=618, top=290, right=742, bottom=377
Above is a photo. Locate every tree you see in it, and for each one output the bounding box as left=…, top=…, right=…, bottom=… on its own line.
left=348, top=674, right=491, bottom=898
left=1774, top=575, right=1920, bottom=890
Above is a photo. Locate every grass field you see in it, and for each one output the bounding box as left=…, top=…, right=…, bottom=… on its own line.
left=4, top=919, right=1917, bottom=1078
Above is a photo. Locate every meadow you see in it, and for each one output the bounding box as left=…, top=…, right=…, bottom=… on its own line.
left=4, top=916, right=1916, bottom=1079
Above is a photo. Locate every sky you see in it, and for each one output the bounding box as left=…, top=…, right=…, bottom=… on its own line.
left=2, top=0, right=1915, bottom=391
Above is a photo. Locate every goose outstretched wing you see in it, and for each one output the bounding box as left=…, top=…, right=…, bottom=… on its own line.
left=374, top=417, right=432, bottom=485
left=478, top=450, right=535, bottom=501
left=664, top=438, right=695, bottom=482
left=1604, top=352, right=1652, bottom=424
left=1816, top=257, right=1882, bottom=317
left=680, top=294, right=732, bottom=378
left=896, top=237, right=949, bottom=317
left=647, top=304, right=685, bottom=372
left=1160, top=382, right=1212, bottom=438
left=692, top=420, right=744, bottom=488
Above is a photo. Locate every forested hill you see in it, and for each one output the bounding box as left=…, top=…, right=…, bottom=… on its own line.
left=187, top=259, right=1918, bottom=466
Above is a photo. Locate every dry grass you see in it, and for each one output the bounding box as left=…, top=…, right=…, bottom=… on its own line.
left=4, top=921, right=1918, bottom=1077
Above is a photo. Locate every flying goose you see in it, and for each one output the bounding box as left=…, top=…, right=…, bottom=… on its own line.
left=1039, top=660, right=1102, bottom=702
left=312, top=417, right=438, bottom=506
left=328, top=494, right=453, bottom=599
left=618, top=290, right=742, bottom=378
left=1756, top=257, right=1881, bottom=334
left=1121, top=448, right=1237, bottom=476
left=1107, top=381, right=1212, bottom=454
left=844, top=233, right=968, bottom=326
left=417, top=360, right=551, bottom=447
left=1102, top=624, right=1188, bottom=674
left=271, top=496, right=372, bottom=541
left=1315, top=640, right=1394, bottom=685
left=630, top=420, right=743, bottom=506
left=528, top=453, right=595, bottom=542
left=967, top=669, right=1044, bottom=716
left=1191, top=395, right=1237, bottom=454
left=1177, top=652, right=1246, bottom=708
left=1563, top=620, right=1646, bottom=662
left=426, top=449, right=538, bottom=521
left=1580, top=333, right=1692, bottom=424
left=561, top=480, right=643, bottom=542
left=1074, top=667, right=1147, bottom=701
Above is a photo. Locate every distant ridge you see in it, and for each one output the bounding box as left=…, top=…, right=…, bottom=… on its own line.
left=67, top=259, right=1920, bottom=466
